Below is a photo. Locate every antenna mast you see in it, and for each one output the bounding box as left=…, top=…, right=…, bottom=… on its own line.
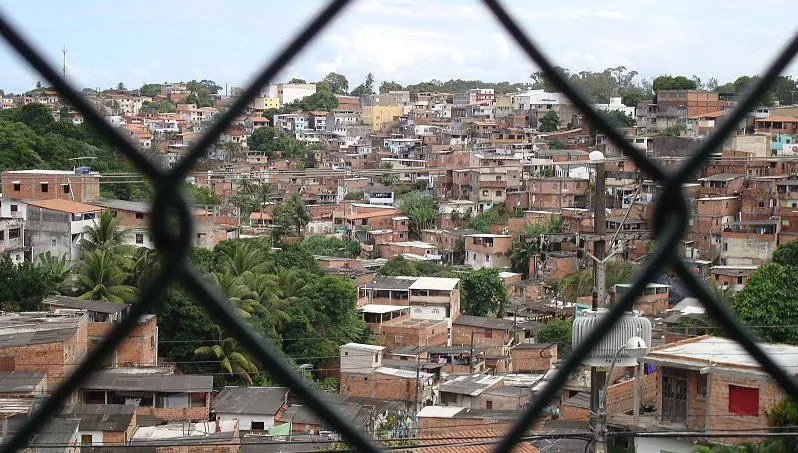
left=61, top=44, right=67, bottom=78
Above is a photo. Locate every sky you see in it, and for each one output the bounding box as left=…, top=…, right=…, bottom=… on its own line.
left=0, top=0, right=796, bottom=94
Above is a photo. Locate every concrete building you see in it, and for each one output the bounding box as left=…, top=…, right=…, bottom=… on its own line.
left=81, top=371, right=213, bottom=422
left=211, top=387, right=288, bottom=432
left=25, top=199, right=102, bottom=262
left=463, top=233, right=513, bottom=269
left=277, top=83, right=316, bottom=105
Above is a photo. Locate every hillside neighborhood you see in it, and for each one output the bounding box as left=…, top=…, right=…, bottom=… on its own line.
left=0, top=69, right=797, bottom=453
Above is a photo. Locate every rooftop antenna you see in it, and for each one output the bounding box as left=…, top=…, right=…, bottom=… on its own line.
left=61, top=44, right=67, bottom=78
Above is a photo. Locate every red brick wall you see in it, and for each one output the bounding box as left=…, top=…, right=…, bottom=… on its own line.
left=1, top=172, right=99, bottom=202
left=510, top=346, right=558, bottom=373
left=340, top=372, right=416, bottom=401
left=451, top=324, right=510, bottom=349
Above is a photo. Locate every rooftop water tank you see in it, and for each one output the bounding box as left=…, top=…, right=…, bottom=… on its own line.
left=572, top=309, right=651, bottom=367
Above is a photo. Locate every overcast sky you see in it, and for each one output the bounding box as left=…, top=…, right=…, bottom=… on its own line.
left=0, top=0, right=796, bottom=94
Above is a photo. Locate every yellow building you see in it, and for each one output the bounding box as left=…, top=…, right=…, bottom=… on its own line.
left=362, top=104, right=404, bottom=131
left=251, top=96, right=280, bottom=112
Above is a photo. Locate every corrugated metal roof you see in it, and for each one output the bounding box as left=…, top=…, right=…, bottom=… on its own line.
left=211, top=387, right=287, bottom=415
left=82, top=371, right=213, bottom=393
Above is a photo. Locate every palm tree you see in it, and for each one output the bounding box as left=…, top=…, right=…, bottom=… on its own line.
left=269, top=267, right=310, bottom=302
left=286, top=193, right=310, bottom=236
left=74, top=250, right=138, bottom=303
left=241, top=271, right=290, bottom=331
left=81, top=209, right=132, bottom=255
left=212, top=271, right=261, bottom=318
left=194, top=326, right=259, bottom=385
left=129, top=248, right=161, bottom=288
left=508, top=236, right=538, bottom=279
left=220, top=241, right=269, bottom=276
left=253, top=183, right=274, bottom=225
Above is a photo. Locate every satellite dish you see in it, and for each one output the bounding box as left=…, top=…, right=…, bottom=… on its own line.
left=589, top=151, right=605, bottom=161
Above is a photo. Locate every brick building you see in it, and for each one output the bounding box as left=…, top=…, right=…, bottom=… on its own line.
left=1, top=169, right=100, bottom=203
left=339, top=343, right=434, bottom=404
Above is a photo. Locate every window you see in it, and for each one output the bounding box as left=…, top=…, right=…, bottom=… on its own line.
left=9, top=229, right=20, bottom=239
left=484, top=330, right=493, bottom=339
left=482, top=190, right=488, bottom=196
left=81, top=434, right=93, bottom=446
left=51, top=238, right=57, bottom=246
left=697, top=374, right=707, bottom=398
left=486, top=254, right=490, bottom=262
left=12, top=183, right=20, bottom=192
left=62, top=184, right=70, bottom=194
left=485, top=400, right=493, bottom=409
left=495, top=190, right=502, bottom=196
left=40, top=183, right=48, bottom=193
left=10, top=205, right=17, bottom=213
left=0, top=231, right=3, bottom=241
left=135, top=233, right=144, bottom=244
left=729, top=385, right=759, bottom=416
left=737, top=276, right=743, bottom=285
left=135, top=212, right=145, bottom=219
left=250, top=421, right=265, bottom=431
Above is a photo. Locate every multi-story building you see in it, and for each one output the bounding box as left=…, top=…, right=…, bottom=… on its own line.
left=277, top=83, right=316, bottom=105
left=0, top=218, right=26, bottom=263
left=25, top=199, right=102, bottom=262
left=1, top=169, right=100, bottom=203
left=463, top=233, right=512, bottom=269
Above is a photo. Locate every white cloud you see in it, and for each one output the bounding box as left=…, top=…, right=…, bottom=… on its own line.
left=563, top=8, right=629, bottom=20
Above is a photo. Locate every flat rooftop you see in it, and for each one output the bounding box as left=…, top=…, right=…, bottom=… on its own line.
left=647, top=336, right=798, bottom=373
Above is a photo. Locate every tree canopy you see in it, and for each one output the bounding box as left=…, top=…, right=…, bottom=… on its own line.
left=733, top=263, right=798, bottom=344
left=321, top=72, right=349, bottom=95
left=379, top=81, right=403, bottom=93
left=538, top=111, right=561, bottom=132
left=397, top=192, right=438, bottom=240
left=0, top=104, right=147, bottom=200
left=349, top=73, right=375, bottom=97
left=652, top=75, right=698, bottom=91
left=460, top=268, right=508, bottom=318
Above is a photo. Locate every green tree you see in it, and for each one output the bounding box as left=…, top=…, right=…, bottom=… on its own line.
left=350, top=73, right=375, bottom=97
left=344, top=190, right=364, bottom=201
left=508, top=217, right=561, bottom=278
left=468, top=205, right=508, bottom=233
left=536, top=318, right=572, bottom=348
left=398, top=192, right=437, bottom=240
left=321, top=72, right=349, bottom=95
left=74, top=250, right=138, bottom=303
left=185, top=184, right=222, bottom=206
left=80, top=209, right=133, bottom=255
left=538, top=111, right=560, bottom=132
left=652, top=75, right=698, bottom=91
left=376, top=162, right=398, bottom=186
left=772, top=241, right=798, bottom=266
left=288, top=78, right=307, bottom=84
left=0, top=257, right=55, bottom=311
left=117, top=82, right=126, bottom=91
left=665, top=124, right=686, bottom=137
left=138, top=83, right=162, bottom=97
left=460, top=268, right=509, bottom=317
left=764, top=397, right=798, bottom=452
left=733, top=263, right=798, bottom=344
left=377, top=256, right=420, bottom=277
left=379, top=81, right=403, bottom=93
left=602, top=109, right=635, bottom=128
left=194, top=326, right=259, bottom=385
left=299, top=235, right=360, bottom=258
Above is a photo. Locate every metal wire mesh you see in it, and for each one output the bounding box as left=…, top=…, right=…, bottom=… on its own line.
left=0, top=0, right=796, bottom=451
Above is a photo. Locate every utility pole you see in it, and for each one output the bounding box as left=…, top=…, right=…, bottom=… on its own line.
left=414, top=355, right=421, bottom=413
left=469, top=331, right=475, bottom=374
left=61, top=44, right=67, bottom=79
left=590, top=158, right=607, bottom=451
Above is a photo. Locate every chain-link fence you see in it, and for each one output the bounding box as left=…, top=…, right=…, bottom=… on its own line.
left=0, top=1, right=797, bottom=452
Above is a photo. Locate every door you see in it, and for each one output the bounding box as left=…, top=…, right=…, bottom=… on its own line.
left=662, top=368, right=688, bottom=423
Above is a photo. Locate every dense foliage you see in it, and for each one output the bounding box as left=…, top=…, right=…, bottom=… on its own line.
left=0, top=104, right=146, bottom=199
left=159, top=239, right=371, bottom=386
left=460, top=267, right=508, bottom=317
left=248, top=126, right=317, bottom=159
left=397, top=192, right=437, bottom=240
left=299, top=235, right=361, bottom=258
left=554, top=260, right=641, bottom=302
left=377, top=256, right=458, bottom=278
left=733, top=263, right=798, bottom=344
left=536, top=318, right=573, bottom=354
left=468, top=203, right=509, bottom=233
left=538, top=111, right=560, bottom=132
left=652, top=75, right=698, bottom=91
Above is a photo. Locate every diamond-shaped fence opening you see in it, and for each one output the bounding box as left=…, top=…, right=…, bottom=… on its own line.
left=0, top=0, right=796, bottom=452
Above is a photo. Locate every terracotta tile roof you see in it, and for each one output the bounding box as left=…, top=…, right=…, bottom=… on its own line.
left=687, top=109, right=727, bottom=120
left=415, top=429, right=539, bottom=452
left=756, top=115, right=798, bottom=123
left=344, top=209, right=398, bottom=220
left=26, top=199, right=103, bottom=214
left=249, top=212, right=273, bottom=220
